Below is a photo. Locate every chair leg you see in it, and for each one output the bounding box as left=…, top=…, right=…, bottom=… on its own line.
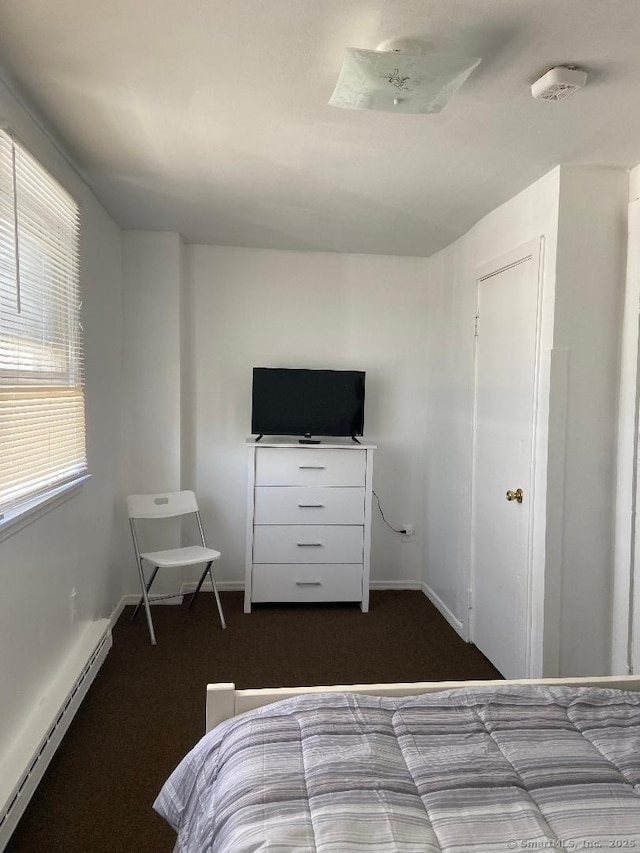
left=131, top=564, right=159, bottom=623
left=189, top=562, right=212, bottom=609
left=134, top=559, right=157, bottom=645
left=209, top=564, right=227, bottom=630
left=188, top=561, right=226, bottom=629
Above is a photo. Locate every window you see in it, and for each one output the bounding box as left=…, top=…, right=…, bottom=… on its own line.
left=0, top=129, right=86, bottom=524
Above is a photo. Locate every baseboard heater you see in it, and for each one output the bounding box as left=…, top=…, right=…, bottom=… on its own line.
left=0, top=623, right=112, bottom=851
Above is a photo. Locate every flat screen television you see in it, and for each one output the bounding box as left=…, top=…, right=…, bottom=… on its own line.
left=251, top=367, right=365, bottom=440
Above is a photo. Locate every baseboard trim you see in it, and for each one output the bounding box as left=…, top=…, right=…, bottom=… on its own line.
left=180, top=580, right=245, bottom=594
left=117, top=593, right=184, bottom=607
left=181, top=580, right=421, bottom=594
left=116, top=581, right=428, bottom=611
left=421, top=582, right=468, bottom=641
left=0, top=620, right=112, bottom=852
left=109, top=596, right=127, bottom=628
left=115, top=582, right=244, bottom=609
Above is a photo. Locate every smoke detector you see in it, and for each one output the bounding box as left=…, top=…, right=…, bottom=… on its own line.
left=531, top=66, right=587, bottom=101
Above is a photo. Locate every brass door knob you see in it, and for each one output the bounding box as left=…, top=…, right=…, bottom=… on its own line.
left=506, top=488, right=524, bottom=504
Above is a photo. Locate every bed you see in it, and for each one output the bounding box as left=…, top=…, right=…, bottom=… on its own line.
left=155, top=676, right=640, bottom=852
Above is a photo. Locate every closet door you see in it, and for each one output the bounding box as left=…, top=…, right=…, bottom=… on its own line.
left=471, top=241, right=542, bottom=679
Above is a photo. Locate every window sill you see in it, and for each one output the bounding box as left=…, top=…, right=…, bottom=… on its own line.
left=0, top=474, right=92, bottom=543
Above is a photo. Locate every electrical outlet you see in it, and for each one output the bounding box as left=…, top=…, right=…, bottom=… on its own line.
left=402, top=524, right=415, bottom=537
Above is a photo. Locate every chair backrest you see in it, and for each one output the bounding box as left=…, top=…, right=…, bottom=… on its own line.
left=127, top=491, right=199, bottom=520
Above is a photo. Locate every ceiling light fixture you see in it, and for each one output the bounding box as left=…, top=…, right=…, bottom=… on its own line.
left=329, top=37, right=481, bottom=115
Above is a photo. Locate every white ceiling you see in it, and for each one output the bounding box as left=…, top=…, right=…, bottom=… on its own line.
left=1, top=0, right=640, bottom=257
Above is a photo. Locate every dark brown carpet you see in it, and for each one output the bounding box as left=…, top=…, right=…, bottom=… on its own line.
left=6, top=590, right=500, bottom=853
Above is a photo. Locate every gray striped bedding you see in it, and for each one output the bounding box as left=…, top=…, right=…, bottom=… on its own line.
left=154, top=685, right=640, bottom=852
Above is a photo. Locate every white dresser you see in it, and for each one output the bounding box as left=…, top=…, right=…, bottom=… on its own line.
left=244, top=438, right=376, bottom=612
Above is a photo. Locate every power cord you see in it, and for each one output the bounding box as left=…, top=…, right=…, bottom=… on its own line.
left=372, top=489, right=409, bottom=535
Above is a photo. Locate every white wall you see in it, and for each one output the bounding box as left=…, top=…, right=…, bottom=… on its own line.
left=553, top=166, right=628, bottom=674
left=119, top=231, right=184, bottom=593
left=421, top=165, right=627, bottom=676
left=0, top=81, right=124, bottom=780
left=121, top=232, right=183, bottom=495
left=183, top=246, right=429, bottom=587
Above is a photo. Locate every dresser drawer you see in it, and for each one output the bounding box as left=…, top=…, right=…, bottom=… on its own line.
left=251, top=564, right=363, bottom=602
left=255, top=447, right=366, bottom=486
left=252, top=524, right=364, bottom=564
left=254, top=486, right=365, bottom=525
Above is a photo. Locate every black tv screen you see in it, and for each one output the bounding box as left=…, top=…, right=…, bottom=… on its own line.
left=251, top=368, right=365, bottom=438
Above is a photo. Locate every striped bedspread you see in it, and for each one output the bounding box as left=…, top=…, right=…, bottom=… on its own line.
left=154, top=685, right=640, bottom=852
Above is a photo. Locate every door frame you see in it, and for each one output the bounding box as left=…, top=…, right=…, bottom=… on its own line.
left=468, top=238, right=544, bottom=678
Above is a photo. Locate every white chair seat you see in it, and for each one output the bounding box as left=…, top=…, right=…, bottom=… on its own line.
left=140, top=545, right=221, bottom=568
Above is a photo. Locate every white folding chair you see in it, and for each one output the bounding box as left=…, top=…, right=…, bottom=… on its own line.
left=127, top=491, right=226, bottom=645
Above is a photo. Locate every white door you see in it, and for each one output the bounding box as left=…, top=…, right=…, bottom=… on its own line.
left=471, top=242, right=541, bottom=679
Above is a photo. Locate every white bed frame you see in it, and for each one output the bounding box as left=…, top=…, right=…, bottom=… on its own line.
left=205, top=675, right=640, bottom=732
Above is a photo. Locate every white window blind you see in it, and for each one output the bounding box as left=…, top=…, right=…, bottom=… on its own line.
left=0, top=129, right=86, bottom=518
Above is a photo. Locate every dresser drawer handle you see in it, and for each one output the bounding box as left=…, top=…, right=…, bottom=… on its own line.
left=297, top=542, right=323, bottom=547
left=298, top=503, right=324, bottom=508
left=299, top=465, right=326, bottom=470
left=296, top=581, right=322, bottom=586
